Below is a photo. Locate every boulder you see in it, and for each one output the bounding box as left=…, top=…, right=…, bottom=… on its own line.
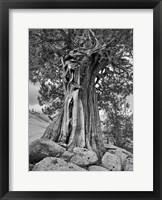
left=104, top=144, right=118, bottom=149
left=101, top=152, right=121, bottom=171
left=61, top=151, right=74, bottom=161
left=107, top=149, right=116, bottom=154
left=88, top=165, right=109, bottom=171
left=29, top=163, right=34, bottom=171
left=115, top=149, right=128, bottom=167
left=123, top=156, right=133, bottom=171
left=29, top=139, right=66, bottom=164
left=70, top=147, right=98, bottom=167
left=105, top=144, right=133, bottom=157
left=32, top=157, right=86, bottom=171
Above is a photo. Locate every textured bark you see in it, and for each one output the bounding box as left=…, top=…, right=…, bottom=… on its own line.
left=42, top=108, right=63, bottom=141
left=42, top=54, right=106, bottom=159
left=81, top=81, right=105, bottom=158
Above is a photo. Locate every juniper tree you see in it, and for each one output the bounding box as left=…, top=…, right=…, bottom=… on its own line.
left=29, top=29, right=133, bottom=158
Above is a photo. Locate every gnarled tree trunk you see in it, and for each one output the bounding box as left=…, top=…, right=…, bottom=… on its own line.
left=42, top=56, right=106, bottom=159
left=42, top=35, right=107, bottom=159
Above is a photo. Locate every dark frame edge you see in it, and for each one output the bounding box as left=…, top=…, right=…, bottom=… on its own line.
left=0, top=1, right=9, bottom=200
left=0, top=0, right=160, bottom=9
left=0, top=0, right=162, bottom=200
left=160, top=2, right=162, bottom=200
left=153, top=1, right=161, bottom=200
left=0, top=0, right=2, bottom=198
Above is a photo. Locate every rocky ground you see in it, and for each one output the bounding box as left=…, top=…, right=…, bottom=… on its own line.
left=29, top=113, right=133, bottom=171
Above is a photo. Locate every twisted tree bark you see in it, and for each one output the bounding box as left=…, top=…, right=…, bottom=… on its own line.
left=42, top=31, right=107, bottom=159
left=42, top=56, right=106, bottom=159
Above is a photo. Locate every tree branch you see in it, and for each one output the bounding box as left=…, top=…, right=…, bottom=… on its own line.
left=93, top=59, right=109, bottom=77
left=58, top=29, right=73, bottom=49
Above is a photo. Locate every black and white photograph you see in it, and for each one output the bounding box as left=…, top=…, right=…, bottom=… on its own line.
left=29, top=29, right=133, bottom=171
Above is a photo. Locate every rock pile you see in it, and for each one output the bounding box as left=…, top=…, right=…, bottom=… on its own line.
left=29, top=139, right=133, bottom=171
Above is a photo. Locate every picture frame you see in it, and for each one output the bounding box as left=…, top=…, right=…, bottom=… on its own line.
left=0, top=0, right=161, bottom=199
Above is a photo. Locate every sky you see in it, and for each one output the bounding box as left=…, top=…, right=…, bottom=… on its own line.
left=29, top=82, right=133, bottom=113
left=29, top=82, right=44, bottom=112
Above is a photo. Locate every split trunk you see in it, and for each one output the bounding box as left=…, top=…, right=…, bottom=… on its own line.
left=42, top=57, right=106, bottom=158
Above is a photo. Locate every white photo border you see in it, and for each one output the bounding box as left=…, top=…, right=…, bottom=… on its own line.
left=9, top=9, right=153, bottom=191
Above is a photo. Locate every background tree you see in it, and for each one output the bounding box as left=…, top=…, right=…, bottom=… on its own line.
left=101, top=93, right=133, bottom=152
left=29, top=29, right=133, bottom=158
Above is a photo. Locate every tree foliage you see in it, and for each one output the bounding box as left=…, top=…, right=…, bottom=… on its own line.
left=29, top=29, right=133, bottom=116
left=102, top=93, right=133, bottom=151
